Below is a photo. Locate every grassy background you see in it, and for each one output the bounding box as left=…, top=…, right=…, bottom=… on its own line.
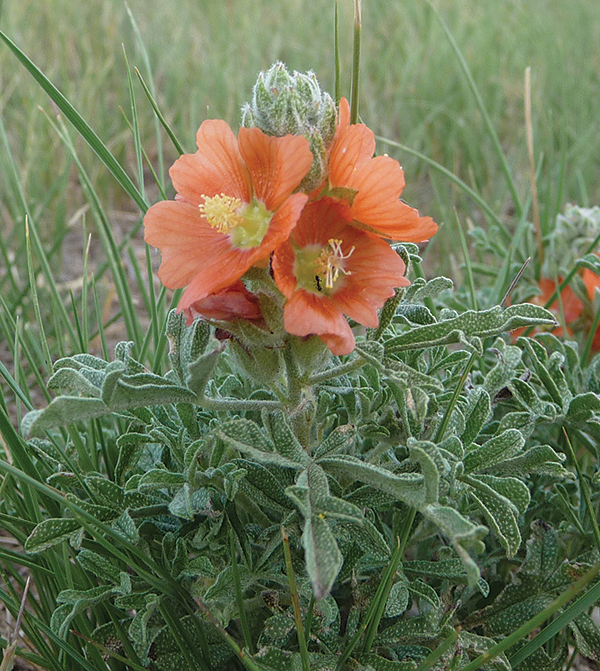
left=1, top=0, right=600, bottom=391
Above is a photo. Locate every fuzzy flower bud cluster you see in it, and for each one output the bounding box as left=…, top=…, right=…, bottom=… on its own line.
left=242, top=63, right=337, bottom=192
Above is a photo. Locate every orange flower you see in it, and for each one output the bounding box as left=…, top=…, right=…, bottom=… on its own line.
left=316, top=97, right=438, bottom=242
left=182, top=281, right=262, bottom=325
left=582, top=265, right=600, bottom=351
left=272, top=198, right=409, bottom=355
left=144, top=120, right=313, bottom=312
left=513, top=277, right=583, bottom=341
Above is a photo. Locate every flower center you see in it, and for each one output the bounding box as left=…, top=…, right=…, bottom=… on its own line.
left=199, top=195, right=272, bottom=249
left=294, top=238, right=354, bottom=295
left=314, top=239, right=355, bottom=289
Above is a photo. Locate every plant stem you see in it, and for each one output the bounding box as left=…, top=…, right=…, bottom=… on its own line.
left=308, top=356, right=366, bottom=385
left=282, top=526, right=310, bottom=671
left=350, top=0, right=361, bottom=124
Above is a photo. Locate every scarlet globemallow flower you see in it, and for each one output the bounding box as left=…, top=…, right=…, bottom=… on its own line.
left=317, top=97, right=438, bottom=243
left=144, top=120, right=313, bottom=312
left=182, top=281, right=262, bottom=325
left=272, top=198, right=409, bottom=355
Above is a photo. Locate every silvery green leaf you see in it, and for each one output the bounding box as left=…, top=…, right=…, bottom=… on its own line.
left=483, top=339, right=523, bottom=397
left=77, top=549, right=121, bottom=583
left=355, top=654, right=419, bottom=671
left=223, top=467, right=246, bottom=500
left=232, top=459, right=293, bottom=509
left=302, top=514, right=342, bottom=600
left=508, top=378, right=557, bottom=420
left=262, top=409, right=309, bottom=465
left=115, top=432, right=154, bottom=484
left=577, top=252, right=600, bottom=274
left=25, top=518, right=81, bottom=553
left=186, top=339, right=225, bottom=398
left=394, top=303, right=436, bottom=326
left=384, top=579, right=410, bottom=618
left=47, top=367, right=102, bottom=397
left=413, top=276, right=453, bottom=301
left=386, top=304, right=555, bottom=353
left=384, top=358, right=443, bottom=391
left=567, top=392, right=600, bottom=422
left=313, top=424, right=356, bottom=459
left=408, top=445, right=439, bottom=505
left=493, top=444, right=568, bottom=477
left=54, top=353, right=109, bottom=372
left=102, top=369, right=197, bottom=410
left=21, top=397, right=112, bottom=436
left=403, top=559, right=469, bottom=582
left=469, top=474, right=531, bottom=514
left=469, top=489, right=521, bottom=557
left=519, top=337, right=571, bottom=410
left=459, top=632, right=511, bottom=671
left=570, top=613, right=600, bottom=663
left=318, top=455, right=425, bottom=508
left=463, top=429, right=525, bottom=474
left=461, top=388, right=491, bottom=448
left=84, top=476, right=124, bottom=510
left=217, top=419, right=303, bottom=469
left=408, top=578, right=441, bottom=610
left=138, top=469, right=186, bottom=491
left=373, top=287, right=405, bottom=339
left=65, top=494, right=118, bottom=522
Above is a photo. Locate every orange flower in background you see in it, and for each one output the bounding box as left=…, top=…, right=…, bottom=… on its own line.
left=272, top=198, right=410, bottom=355
left=182, top=281, right=262, bottom=325
left=582, top=265, right=600, bottom=351
left=318, top=97, right=438, bottom=243
left=144, top=120, right=313, bottom=312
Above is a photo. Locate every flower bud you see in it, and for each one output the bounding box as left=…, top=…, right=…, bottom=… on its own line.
left=242, top=62, right=337, bottom=191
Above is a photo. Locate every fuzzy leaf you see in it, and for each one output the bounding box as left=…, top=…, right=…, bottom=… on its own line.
left=461, top=388, right=491, bottom=447
left=25, top=518, right=81, bottom=553
left=385, top=304, right=555, bottom=353
left=262, top=409, right=309, bottom=465
left=318, top=454, right=425, bottom=508
left=186, top=339, right=226, bottom=397
left=21, top=397, right=112, bottom=436
left=463, top=429, right=524, bottom=473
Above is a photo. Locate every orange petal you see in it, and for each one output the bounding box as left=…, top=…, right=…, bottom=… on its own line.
left=260, top=192, right=308, bottom=254
left=337, top=97, right=350, bottom=132
left=169, top=119, right=252, bottom=205
left=583, top=267, right=600, bottom=301
left=328, top=124, right=376, bottom=187
left=144, top=200, right=228, bottom=288
left=144, top=200, right=263, bottom=309
left=332, top=230, right=409, bottom=327
left=238, top=128, right=313, bottom=211
left=284, top=290, right=354, bottom=354
left=272, top=239, right=298, bottom=299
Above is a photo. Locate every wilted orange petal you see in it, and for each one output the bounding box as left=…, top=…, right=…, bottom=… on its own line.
left=238, top=128, right=313, bottom=211
left=329, top=124, right=376, bottom=187
left=184, top=281, right=262, bottom=324
left=538, top=278, right=583, bottom=323
left=318, top=331, right=355, bottom=356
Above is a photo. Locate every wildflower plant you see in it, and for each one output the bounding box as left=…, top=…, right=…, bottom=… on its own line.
left=3, top=7, right=600, bottom=671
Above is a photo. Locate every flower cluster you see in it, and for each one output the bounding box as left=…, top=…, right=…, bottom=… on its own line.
left=144, top=65, right=437, bottom=355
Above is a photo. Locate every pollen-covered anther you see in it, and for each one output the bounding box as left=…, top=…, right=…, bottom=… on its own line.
left=314, top=238, right=355, bottom=289
left=199, top=194, right=244, bottom=234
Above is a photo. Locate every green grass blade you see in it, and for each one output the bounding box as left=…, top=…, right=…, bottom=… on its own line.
left=334, top=0, right=340, bottom=102
left=122, top=45, right=145, bottom=202
left=350, top=0, right=361, bottom=123
left=134, top=66, right=185, bottom=157
left=454, top=211, right=478, bottom=311
left=230, top=529, right=254, bottom=654
left=426, top=1, right=522, bottom=219
left=0, top=30, right=147, bottom=212
left=124, top=0, right=166, bottom=183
